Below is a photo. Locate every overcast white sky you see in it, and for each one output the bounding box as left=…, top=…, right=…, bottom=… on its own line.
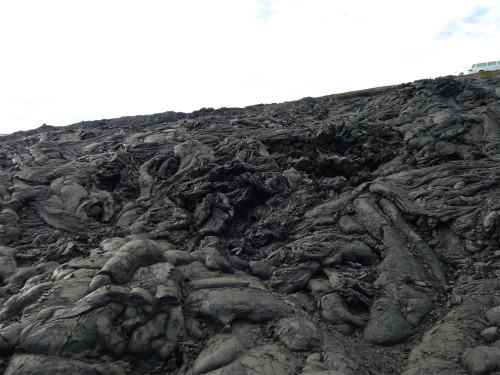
left=0, top=0, right=499, bottom=134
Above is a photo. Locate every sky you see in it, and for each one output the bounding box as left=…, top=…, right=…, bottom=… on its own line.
left=0, top=0, right=499, bottom=134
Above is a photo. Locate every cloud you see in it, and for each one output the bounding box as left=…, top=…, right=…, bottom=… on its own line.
left=437, top=21, right=460, bottom=40
left=437, top=5, right=491, bottom=40
left=256, top=0, right=276, bottom=22
left=463, top=6, right=489, bottom=23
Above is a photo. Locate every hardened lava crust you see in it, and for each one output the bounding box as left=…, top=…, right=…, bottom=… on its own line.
left=0, top=71, right=499, bottom=374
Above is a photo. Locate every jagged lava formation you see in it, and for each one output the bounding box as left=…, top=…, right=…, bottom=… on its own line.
left=0, top=72, right=499, bottom=375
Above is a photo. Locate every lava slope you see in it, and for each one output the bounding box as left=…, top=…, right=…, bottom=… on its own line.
left=0, top=72, right=499, bottom=375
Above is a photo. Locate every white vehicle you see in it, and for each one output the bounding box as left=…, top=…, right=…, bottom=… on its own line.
left=468, top=60, right=500, bottom=74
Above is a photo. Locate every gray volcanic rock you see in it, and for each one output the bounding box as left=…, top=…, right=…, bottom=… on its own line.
left=275, top=316, right=321, bottom=351
left=0, top=72, right=499, bottom=374
left=187, top=286, right=293, bottom=324
left=4, top=354, right=128, bottom=375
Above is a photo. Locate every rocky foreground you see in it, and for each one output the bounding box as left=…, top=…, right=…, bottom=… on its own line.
left=0, top=72, right=499, bottom=375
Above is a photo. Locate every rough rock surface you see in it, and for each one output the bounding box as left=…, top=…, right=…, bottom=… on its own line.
left=0, top=72, right=499, bottom=374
